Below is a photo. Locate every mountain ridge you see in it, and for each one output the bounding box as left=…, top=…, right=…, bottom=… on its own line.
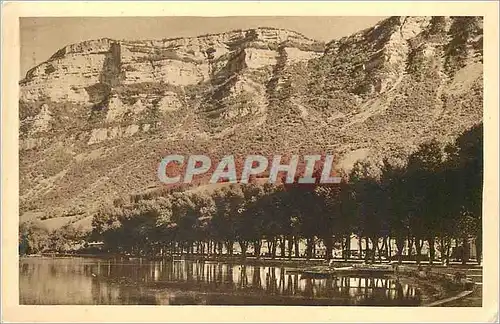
left=19, top=16, right=483, bottom=231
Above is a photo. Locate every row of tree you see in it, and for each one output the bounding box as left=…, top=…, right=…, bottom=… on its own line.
left=19, top=222, right=87, bottom=255
left=88, top=124, right=482, bottom=265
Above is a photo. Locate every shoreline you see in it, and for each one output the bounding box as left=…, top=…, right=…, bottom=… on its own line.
left=21, top=254, right=481, bottom=307
left=392, top=265, right=480, bottom=307
left=27, top=252, right=482, bottom=266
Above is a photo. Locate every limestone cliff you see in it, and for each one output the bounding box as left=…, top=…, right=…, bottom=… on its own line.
left=19, top=18, right=483, bottom=229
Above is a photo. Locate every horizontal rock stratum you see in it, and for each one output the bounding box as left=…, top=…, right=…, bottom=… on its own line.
left=21, top=28, right=321, bottom=103
left=19, top=17, right=483, bottom=230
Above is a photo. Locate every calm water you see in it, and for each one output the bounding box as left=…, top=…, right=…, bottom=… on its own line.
left=20, top=257, right=421, bottom=305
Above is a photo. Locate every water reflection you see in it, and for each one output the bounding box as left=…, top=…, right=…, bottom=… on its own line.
left=20, top=257, right=421, bottom=305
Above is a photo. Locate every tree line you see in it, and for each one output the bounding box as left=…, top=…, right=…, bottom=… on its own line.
left=23, top=124, right=482, bottom=265
left=19, top=222, right=87, bottom=255
left=91, top=124, right=482, bottom=265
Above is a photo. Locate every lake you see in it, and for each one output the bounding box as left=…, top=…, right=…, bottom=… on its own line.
left=19, top=257, right=421, bottom=305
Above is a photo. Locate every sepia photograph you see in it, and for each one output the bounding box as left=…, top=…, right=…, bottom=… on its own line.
left=2, top=1, right=499, bottom=323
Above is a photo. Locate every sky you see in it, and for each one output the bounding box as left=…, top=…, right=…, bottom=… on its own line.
left=20, top=16, right=386, bottom=77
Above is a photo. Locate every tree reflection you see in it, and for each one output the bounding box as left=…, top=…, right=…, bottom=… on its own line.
left=20, top=258, right=422, bottom=305
left=252, top=266, right=262, bottom=289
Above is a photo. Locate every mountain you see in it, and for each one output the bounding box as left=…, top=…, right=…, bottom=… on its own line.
left=19, top=16, right=483, bottom=230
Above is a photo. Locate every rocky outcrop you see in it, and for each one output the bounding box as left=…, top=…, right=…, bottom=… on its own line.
left=87, top=124, right=141, bottom=145
left=20, top=28, right=320, bottom=104
left=20, top=27, right=323, bottom=140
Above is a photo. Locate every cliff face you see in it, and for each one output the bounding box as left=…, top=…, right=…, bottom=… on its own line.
left=20, top=29, right=321, bottom=111
left=19, top=18, right=483, bottom=228
left=20, top=28, right=323, bottom=145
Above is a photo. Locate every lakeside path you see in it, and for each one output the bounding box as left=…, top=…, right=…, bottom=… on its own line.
left=437, top=267, right=482, bottom=307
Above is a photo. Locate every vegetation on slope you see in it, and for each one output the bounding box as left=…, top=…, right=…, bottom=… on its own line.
left=20, top=124, right=481, bottom=266
left=18, top=17, right=483, bottom=236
